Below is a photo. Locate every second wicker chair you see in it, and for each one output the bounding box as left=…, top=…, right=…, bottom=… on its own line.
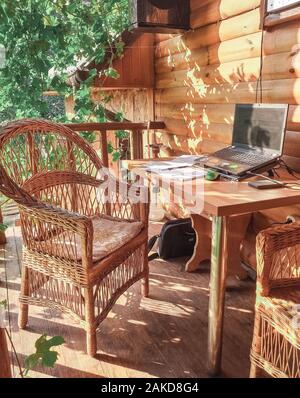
left=250, top=222, right=300, bottom=378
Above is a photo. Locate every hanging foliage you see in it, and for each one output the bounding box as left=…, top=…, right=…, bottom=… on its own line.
left=0, top=0, right=131, bottom=124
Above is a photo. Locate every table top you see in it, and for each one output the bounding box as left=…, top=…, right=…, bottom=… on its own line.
left=200, top=179, right=300, bottom=216
left=125, top=159, right=300, bottom=217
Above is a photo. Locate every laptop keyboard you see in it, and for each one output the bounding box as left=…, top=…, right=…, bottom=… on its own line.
left=214, top=148, right=273, bottom=166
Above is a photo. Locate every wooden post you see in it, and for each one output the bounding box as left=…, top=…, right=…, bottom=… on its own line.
left=131, top=130, right=143, bottom=160
left=0, top=208, right=6, bottom=245
left=100, top=130, right=109, bottom=169
left=0, top=328, right=12, bottom=378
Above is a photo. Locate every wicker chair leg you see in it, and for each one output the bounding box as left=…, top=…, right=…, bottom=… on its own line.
left=18, top=266, right=29, bottom=329
left=86, top=329, right=97, bottom=357
left=250, top=310, right=263, bottom=378
left=141, top=244, right=149, bottom=298
left=84, top=287, right=97, bottom=357
left=250, top=362, right=263, bottom=378
left=141, top=275, right=149, bottom=298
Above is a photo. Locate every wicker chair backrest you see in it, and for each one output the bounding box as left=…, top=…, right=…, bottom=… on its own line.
left=0, top=119, right=103, bottom=187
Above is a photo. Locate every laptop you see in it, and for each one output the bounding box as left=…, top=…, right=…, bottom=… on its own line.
left=204, top=104, right=289, bottom=177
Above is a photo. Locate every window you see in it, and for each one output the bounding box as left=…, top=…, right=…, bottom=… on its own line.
left=267, top=0, right=300, bottom=12
left=265, top=0, right=300, bottom=27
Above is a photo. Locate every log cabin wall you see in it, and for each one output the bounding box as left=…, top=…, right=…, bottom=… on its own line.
left=91, top=89, right=154, bottom=159
left=92, top=89, right=153, bottom=122
left=154, top=0, right=300, bottom=170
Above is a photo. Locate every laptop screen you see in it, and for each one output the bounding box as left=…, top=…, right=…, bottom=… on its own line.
left=232, top=104, right=288, bottom=154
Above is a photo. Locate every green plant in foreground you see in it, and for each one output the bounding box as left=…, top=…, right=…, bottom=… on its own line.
left=24, top=335, right=65, bottom=376
left=0, top=223, right=8, bottom=232
left=0, top=299, right=7, bottom=309
left=0, top=297, right=64, bottom=377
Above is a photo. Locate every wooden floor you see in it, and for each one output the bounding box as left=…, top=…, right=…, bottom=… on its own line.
left=0, top=217, right=256, bottom=378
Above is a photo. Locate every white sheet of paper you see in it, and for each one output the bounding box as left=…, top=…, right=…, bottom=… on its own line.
left=145, top=155, right=207, bottom=172
left=152, top=167, right=205, bottom=181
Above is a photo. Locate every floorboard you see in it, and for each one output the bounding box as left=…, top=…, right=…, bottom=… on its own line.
left=0, top=218, right=255, bottom=378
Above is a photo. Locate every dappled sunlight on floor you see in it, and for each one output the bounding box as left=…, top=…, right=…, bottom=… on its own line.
left=0, top=219, right=256, bottom=378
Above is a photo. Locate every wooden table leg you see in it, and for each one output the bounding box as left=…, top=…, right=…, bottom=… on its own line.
left=186, top=214, right=211, bottom=272
left=208, top=216, right=228, bottom=376
left=226, top=214, right=252, bottom=280
left=186, top=213, right=251, bottom=278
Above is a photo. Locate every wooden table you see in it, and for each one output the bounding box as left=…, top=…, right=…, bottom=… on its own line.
left=125, top=159, right=300, bottom=375
left=191, top=179, right=300, bottom=375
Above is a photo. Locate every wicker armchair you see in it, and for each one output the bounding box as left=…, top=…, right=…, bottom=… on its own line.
left=0, top=119, right=149, bottom=356
left=250, top=222, right=300, bottom=378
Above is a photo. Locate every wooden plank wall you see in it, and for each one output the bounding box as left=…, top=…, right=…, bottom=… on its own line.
left=95, top=34, right=154, bottom=89
left=154, top=0, right=300, bottom=169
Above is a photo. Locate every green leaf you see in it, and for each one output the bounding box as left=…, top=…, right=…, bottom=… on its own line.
left=0, top=223, right=8, bottom=232
left=114, top=112, right=124, bottom=122
left=24, top=334, right=64, bottom=375
left=104, top=67, right=120, bottom=80
left=0, top=299, right=7, bottom=309
left=112, top=151, right=121, bottom=162
left=115, top=129, right=128, bottom=140
left=24, top=354, right=40, bottom=370
left=34, top=334, right=47, bottom=351
left=42, top=350, right=58, bottom=368
left=107, top=142, right=114, bottom=154
left=47, top=335, right=65, bottom=347
left=0, top=0, right=130, bottom=154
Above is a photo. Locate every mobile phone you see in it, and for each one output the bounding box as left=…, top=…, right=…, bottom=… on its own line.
left=248, top=180, right=285, bottom=190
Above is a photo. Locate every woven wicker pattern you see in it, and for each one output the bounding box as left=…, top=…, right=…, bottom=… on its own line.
left=0, top=119, right=149, bottom=356
left=250, top=222, right=300, bottom=378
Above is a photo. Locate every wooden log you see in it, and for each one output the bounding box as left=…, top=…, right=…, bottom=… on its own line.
left=191, top=0, right=261, bottom=29
left=155, top=47, right=209, bottom=74
left=288, top=105, right=300, bottom=131
left=155, top=8, right=261, bottom=59
left=161, top=117, right=233, bottom=142
left=264, top=20, right=300, bottom=56
left=282, top=154, right=300, bottom=172
left=155, top=78, right=300, bottom=105
left=156, top=103, right=235, bottom=125
left=155, top=31, right=262, bottom=75
left=201, top=139, right=228, bottom=153
left=156, top=103, right=300, bottom=132
left=157, top=131, right=227, bottom=155
left=156, top=51, right=300, bottom=89
left=263, top=51, right=300, bottom=81
left=284, top=130, right=300, bottom=158
left=156, top=58, right=260, bottom=89
left=208, top=31, right=262, bottom=65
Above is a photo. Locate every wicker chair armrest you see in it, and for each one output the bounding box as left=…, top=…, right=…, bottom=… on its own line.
left=19, top=202, right=94, bottom=264
left=256, top=222, right=300, bottom=295
left=19, top=202, right=93, bottom=235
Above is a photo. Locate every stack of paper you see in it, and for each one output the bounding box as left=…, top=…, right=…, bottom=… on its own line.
left=145, top=155, right=207, bottom=172
left=151, top=167, right=205, bottom=181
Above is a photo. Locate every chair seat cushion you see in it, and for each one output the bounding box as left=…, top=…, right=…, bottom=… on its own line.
left=42, top=216, right=143, bottom=263
left=258, top=287, right=300, bottom=348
